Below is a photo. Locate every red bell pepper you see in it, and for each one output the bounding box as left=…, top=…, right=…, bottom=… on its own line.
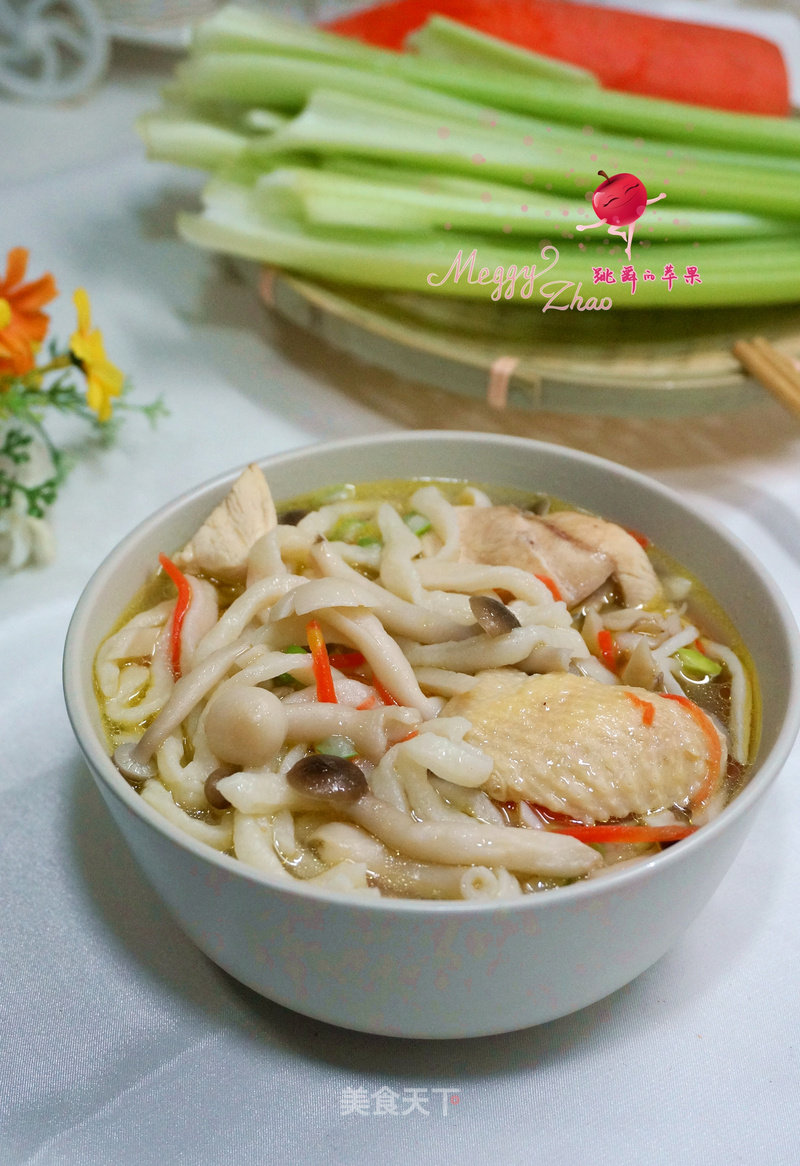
left=324, top=0, right=789, bottom=115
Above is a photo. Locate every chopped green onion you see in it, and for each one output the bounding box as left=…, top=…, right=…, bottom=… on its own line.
left=310, top=482, right=355, bottom=505
left=328, top=514, right=365, bottom=541
left=328, top=514, right=382, bottom=544
left=314, top=734, right=358, bottom=758
left=675, top=646, right=723, bottom=678
left=404, top=511, right=432, bottom=535
left=274, top=643, right=310, bottom=686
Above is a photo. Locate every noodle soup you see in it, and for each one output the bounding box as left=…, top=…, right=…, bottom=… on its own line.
left=96, top=468, right=757, bottom=901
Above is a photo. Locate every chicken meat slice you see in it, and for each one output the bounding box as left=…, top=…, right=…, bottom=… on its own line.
left=456, top=505, right=661, bottom=608
left=445, top=670, right=724, bottom=823
left=543, top=510, right=662, bottom=608
left=175, top=464, right=277, bottom=584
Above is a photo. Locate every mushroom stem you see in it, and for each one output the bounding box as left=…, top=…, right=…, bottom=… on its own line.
left=113, top=641, right=248, bottom=775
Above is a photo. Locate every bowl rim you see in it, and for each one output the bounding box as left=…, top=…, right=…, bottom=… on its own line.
left=63, top=428, right=800, bottom=916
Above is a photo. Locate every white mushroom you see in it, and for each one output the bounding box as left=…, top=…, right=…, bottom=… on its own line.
left=204, top=685, right=288, bottom=768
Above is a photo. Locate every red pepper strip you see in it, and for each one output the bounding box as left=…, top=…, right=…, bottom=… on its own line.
left=549, top=823, right=697, bottom=844
left=158, top=553, right=192, bottom=680
left=328, top=650, right=367, bottom=671
left=535, top=574, right=563, bottom=602
left=394, top=730, right=419, bottom=743
left=661, top=693, right=723, bottom=807
left=374, top=678, right=400, bottom=706
left=596, top=628, right=618, bottom=671
left=625, top=691, right=655, bottom=727
left=527, top=802, right=695, bottom=841
left=625, top=526, right=651, bottom=549
left=306, top=619, right=337, bottom=703
left=526, top=802, right=571, bottom=825
left=357, top=695, right=377, bottom=710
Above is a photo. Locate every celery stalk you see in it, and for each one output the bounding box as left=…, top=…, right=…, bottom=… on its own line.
left=177, top=176, right=800, bottom=308
left=137, top=111, right=247, bottom=169
left=170, top=53, right=800, bottom=181
left=139, top=7, right=800, bottom=319
left=244, top=108, right=289, bottom=133
left=249, top=89, right=800, bottom=218
left=407, top=14, right=599, bottom=87
left=171, top=50, right=514, bottom=123
left=182, top=6, right=800, bottom=158
left=257, top=165, right=790, bottom=242
left=389, top=55, right=800, bottom=157
left=189, top=3, right=380, bottom=66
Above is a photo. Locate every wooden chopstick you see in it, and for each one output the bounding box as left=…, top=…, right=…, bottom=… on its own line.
left=733, top=336, right=800, bottom=419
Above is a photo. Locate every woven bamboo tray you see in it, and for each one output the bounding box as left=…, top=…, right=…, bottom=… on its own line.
left=256, top=266, right=800, bottom=419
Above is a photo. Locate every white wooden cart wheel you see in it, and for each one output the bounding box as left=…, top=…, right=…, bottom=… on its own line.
left=0, top=0, right=108, bottom=101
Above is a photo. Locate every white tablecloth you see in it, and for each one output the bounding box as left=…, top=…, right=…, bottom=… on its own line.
left=2, top=35, right=800, bottom=1166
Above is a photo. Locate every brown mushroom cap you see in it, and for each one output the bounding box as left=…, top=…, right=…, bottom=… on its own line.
left=286, top=753, right=368, bottom=805
left=469, top=594, right=522, bottom=637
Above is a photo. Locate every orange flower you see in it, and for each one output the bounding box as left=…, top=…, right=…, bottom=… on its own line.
left=70, top=288, right=124, bottom=422
left=0, top=247, right=58, bottom=376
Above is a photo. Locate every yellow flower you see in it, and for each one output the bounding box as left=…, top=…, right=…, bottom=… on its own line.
left=70, top=288, right=124, bottom=422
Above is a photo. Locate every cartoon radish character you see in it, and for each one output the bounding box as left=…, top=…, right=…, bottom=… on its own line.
left=576, top=170, right=666, bottom=258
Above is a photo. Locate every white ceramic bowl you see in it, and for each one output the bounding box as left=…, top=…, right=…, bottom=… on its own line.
left=64, top=431, right=800, bottom=1038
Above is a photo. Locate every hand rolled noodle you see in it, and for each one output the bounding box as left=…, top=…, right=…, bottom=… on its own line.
left=98, top=468, right=755, bottom=902
left=348, top=794, right=601, bottom=878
